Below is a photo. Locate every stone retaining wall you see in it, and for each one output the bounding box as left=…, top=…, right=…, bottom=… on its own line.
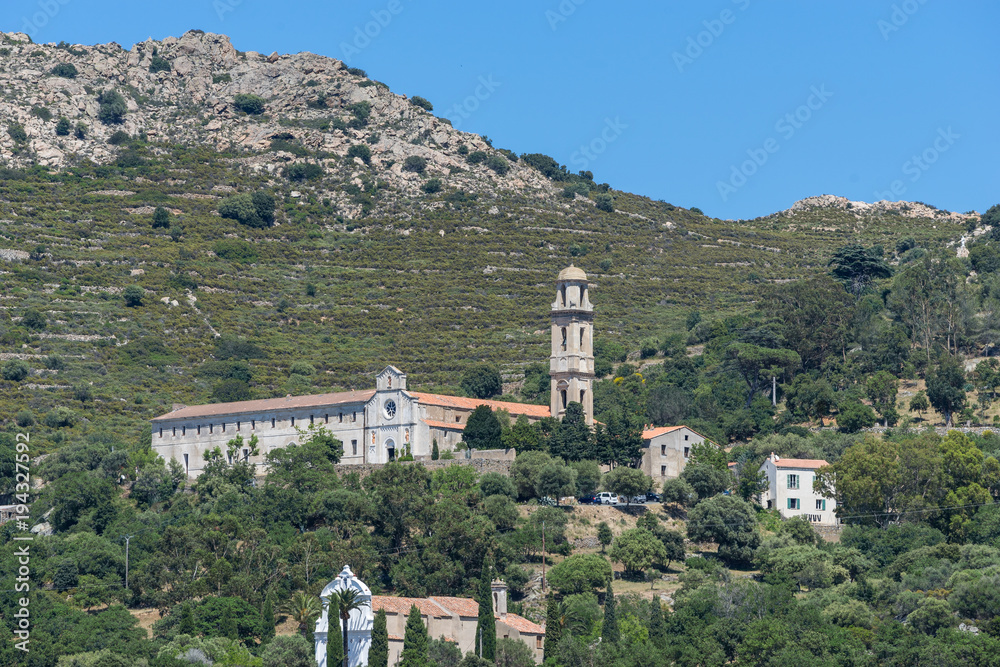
left=334, top=457, right=513, bottom=480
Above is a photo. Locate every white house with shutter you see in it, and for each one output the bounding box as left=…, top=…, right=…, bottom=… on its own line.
left=759, top=453, right=838, bottom=526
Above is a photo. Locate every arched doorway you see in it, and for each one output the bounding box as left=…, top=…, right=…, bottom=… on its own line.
left=385, top=438, right=396, bottom=461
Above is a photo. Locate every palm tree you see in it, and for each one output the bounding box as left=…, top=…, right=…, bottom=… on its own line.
left=331, top=588, right=370, bottom=667
left=281, top=590, right=322, bottom=638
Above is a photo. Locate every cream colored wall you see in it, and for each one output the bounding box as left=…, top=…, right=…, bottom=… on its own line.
left=642, top=428, right=703, bottom=484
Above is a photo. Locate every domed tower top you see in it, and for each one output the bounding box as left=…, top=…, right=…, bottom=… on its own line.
left=553, top=265, right=592, bottom=312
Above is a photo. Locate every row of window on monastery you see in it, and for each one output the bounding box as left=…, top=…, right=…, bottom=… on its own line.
left=156, top=411, right=360, bottom=438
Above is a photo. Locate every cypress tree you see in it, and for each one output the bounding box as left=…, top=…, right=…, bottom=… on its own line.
left=261, top=594, right=276, bottom=643
left=178, top=601, right=196, bottom=636
left=220, top=605, right=238, bottom=641
left=602, top=581, right=619, bottom=644
left=327, top=598, right=343, bottom=667
left=370, top=609, right=389, bottom=667
left=432, top=439, right=439, bottom=460
left=475, top=564, right=496, bottom=660
left=543, top=594, right=560, bottom=663
left=400, top=604, right=429, bottom=667
left=648, top=597, right=665, bottom=647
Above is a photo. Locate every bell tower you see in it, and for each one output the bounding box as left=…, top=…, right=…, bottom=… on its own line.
left=550, top=266, right=594, bottom=425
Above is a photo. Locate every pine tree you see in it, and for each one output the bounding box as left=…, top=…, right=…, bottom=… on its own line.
left=178, top=601, right=196, bottom=636
left=400, top=604, right=429, bottom=667
left=371, top=609, right=389, bottom=667
left=327, top=597, right=344, bottom=667
left=543, top=594, right=560, bottom=663
left=220, top=605, right=238, bottom=640
left=261, top=594, right=276, bottom=643
left=475, top=566, right=497, bottom=660
left=648, top=598, right=665, bottom=647
left=602, top=581, right=619, bottom=644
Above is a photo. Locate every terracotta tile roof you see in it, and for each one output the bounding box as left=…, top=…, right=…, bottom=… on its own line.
left=152, top=390, right=375, bottom=422
left=642, top=425, right=685, bottom=439
left=500, top=613, right=545, bottom=634
left=429, top=596, right=480, bottom=618
left=411, top=393, right=550, bottom=419
left=772, top=458, right=829, bottom=470
left=423, top=419, right=466, bottom=432
left=371, top=596, right=451, bottom=618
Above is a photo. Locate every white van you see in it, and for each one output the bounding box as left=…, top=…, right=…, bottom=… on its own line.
left=597, top=492, right=619, bottom=505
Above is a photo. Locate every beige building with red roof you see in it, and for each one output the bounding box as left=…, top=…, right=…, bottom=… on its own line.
left=640, top=425, right=712, bottom=484
left=759, top=453, right=838, bottom=525
left=373, top=580, right=544, bottom=664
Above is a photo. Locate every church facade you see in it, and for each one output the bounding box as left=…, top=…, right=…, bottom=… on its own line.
left=152, top=267, right=592, bottom=478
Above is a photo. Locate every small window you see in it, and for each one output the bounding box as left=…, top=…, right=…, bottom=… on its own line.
left=243, top=448, right=249, bottom=460
left=222, top=423, right=226, bottom=432
left=561, top=327, right=567, bottom=351
left=684, top=434, right=689, bottom=441
left=182, top=426, right=186, bottom=436
left=271, top=417, right=276, bottom=428
left=536, top=637, right=543, bottom=649
left=210, top=423, right=214, bottom=434
left=787, top=474, right=799, bottom=490
left=683, top=447, right=690, bottom=458
left=339, top=413, right=343, bottom=423
left=310, top=415, right=314, bottom=425
left=159, top=428, right=163, bottom=438
left=661, top=465, right=666, bottom=475
left=251, top=420, right=256, bottom=430
left=788, top=498, right=800, bottom=510
left=456, top=416, right=461, bottom=423
left=561, top=390, right=568, bottom=409
left=579, top=389, right=585, bottom=404
left=580, top=327, right=585, bottom=347
left=183, top=453, right=189, bottom=473
left=197, top=425, right=201, bottom=435
left=325, top=414, right=329, bottom=424
left=816, top=499, right=826, bottom=511
left=353, top=412, right=357, bottom=422
left=236, top=421, right=241, bottom=431
left=227, top=452, right=233, bottom=465
left=172, top=427, right=176, bottom=436
left=660, top=445, right=666, bottom=455
left=352, top=439, right=358, bottom=456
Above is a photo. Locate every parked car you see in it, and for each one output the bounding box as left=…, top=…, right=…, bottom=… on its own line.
left=578, top=493, right=599, bottom=504
left=627, top=495, right=647, bottom=505
left=644, top=492, right=661, bottom=503
left=597, top=492, right=619, bottom=505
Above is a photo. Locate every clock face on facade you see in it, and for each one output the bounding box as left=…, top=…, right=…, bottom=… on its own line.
left=384, top=400, right=397, bottom=419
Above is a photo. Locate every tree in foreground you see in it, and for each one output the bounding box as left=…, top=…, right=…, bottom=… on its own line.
left=400, top=604, right=429, bottom=667
left=327, top=596, right=343, bottom=667
left=603, top=466, right=652, bottom=505
left=686, top=495, right=761, bottom=567
left=609, top=528, right=667, bottom=577
left=543, top=594, right=561, bottom=663
left=547, top=553, right=613, bottom=595
left=370, top=609, right=389, bottom=667
left=926, top=355, right=967, bottom=426
left=261, top=634, right=314, bottom=667
left=597, top=522, right=613, bottom=552
left=475, top=566, right=496, bottom=660
left=333, top=588, right=370, bottom=667
left=495, top=637, right=535, bottom=667
left=602, top=580, right=619, bottom=644
left=463, top=405, right=503, bottom=450
left=280, top=590, right=321, bottom=638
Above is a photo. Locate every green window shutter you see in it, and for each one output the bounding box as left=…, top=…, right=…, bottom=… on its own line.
left=787, top=498, right=792, bottom=510
left=821, top=499, right=826, bottom=511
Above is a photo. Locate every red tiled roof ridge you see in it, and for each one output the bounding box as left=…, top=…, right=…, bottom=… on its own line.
left=772, top=458, right=829, bottom=469
left=410, top=392, right=550, bottom=418
left=152, top=389, right=376, bottom=422
left=423, top=419, right=466, bottom=431
left=500, top=613, right=545, bottom=634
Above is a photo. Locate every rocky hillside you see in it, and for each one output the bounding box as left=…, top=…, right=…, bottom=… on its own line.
left=0, top=30, right=980, bottom=451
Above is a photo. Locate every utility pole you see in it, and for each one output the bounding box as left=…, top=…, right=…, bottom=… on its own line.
left=772, top=376, right=777, bottom=407
left=541, top=520, right=546, bottom=591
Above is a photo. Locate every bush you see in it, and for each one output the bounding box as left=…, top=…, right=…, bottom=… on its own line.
left=422, top=178, right=442, bottom=194
left=347, top=144, right=372, bottom=164
left=347, top=67, right=367, bottom=77
left=285, top=162, right=324, bottom=181
left=410, top=96, right=433, bottom=111
left=15, top=409, right=34, bottom=427
left=74, top=122, right=87, bottom=139
left=213, top=239, right=258, bottom=262
left=486, top=155, right=510, bottom=176
left=8, top=122, right=27, bottom=143
left=149, top=54, right=171, bottom=73
left=467, top=151, right=488, bottom=165
left=152, top=206, right=170, bottom=228
left=22, top=308, right=46, bottom=330
left=218, top=191, right=275, bottom=228
left=403, top=156, right=427, bottom=173
left=234, top=93, right=266, bottom=115
left=97, top=89, right=127, bottom=125
left=461, top=363, right=502, bottom=399
left=595, top=193, right=614, bottom=212
left=837, top=401, right=876, bottom=433
left=2, top=360, right=30, bottom=382
left=51, top=62, right=78, bottom=78
left=123, top=285, right=144, bottom=307
left=55, top=117, right=71, bottom=136
left=107, top=130, right=130, bottom=145
left=31, top=106, right=52, bottom=121
left=45, top=407, right=79, bottom=428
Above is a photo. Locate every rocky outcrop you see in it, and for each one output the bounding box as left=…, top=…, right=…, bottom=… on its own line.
left=780, top=194, right=977, bottom=222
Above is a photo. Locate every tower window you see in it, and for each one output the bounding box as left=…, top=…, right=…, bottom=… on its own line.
left=580, top=327, right=585, bottom=347
left=561, top=285, right=566, bottom=306
left=561, top=390, right=567, bottom=409
left=561, top=328, right=567, bottom=351
left=580, top=389, right=585, bottom=404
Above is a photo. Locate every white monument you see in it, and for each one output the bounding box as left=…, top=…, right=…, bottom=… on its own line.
left=316, top=565, right=374, bottom=667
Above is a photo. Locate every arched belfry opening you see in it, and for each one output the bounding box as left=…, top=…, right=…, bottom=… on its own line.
left=550, top=266, right=594, bottom=425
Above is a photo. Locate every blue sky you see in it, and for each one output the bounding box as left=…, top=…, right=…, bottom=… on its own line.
left=7, top=0, right=998, bottom=219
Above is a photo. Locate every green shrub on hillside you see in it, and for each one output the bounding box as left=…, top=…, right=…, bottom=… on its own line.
left=347, top=144, right=372, bottom=165
left=595, top=193, right=614, bottom=212
left=234, top=93, right=266, bottom=115
left=55, top=117, right=71, bottom=136
left=403, top=156, right=427, bottom=173
left=486, top=155, right=509, bottom=176
left=410, top=96, right=433, bottom=111
left=149, top=54, right=171, bottom=73
left=8, top=122, right=27, bottom=143
left=218, top=191, right=276, bottom=228
left=422, top=178, right=442, bottom=194
left=51, top=62, right=78, bottom=78
left=97, top=89, right=127, bottom=125
left=213, top=239, right=259, bottom=262
left=2, top=360, right=30, bottom=382
left=123, top=285, right=144, bottom=307
left=285, top=163, right=323, bottom=181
